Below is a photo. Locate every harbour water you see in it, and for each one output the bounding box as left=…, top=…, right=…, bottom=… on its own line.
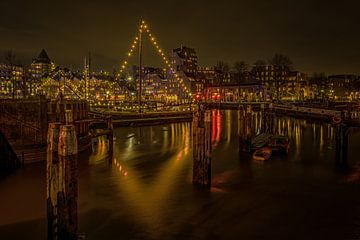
left=1, top=110, right=360, bottom=239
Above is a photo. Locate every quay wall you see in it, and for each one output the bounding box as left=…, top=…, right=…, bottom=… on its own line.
left=0, top=97, right=89, bottom=163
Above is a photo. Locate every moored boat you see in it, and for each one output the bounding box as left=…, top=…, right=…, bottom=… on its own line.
left=252, top=147, right=272, bottom=161
left=268, top=135, right=290, bottom=153
left=251, top=133, right=272, bottom=150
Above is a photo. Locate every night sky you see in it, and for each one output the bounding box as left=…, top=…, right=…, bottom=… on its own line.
left=1, top=0, right=359, bottom=74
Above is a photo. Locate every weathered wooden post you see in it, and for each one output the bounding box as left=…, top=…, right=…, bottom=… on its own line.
left=266, top=103, right=274, bottom=134
left=192, top=105, right=212, bottom=188
left=245, top=105, right=252, bottom=151
left=238, top=105, right=253, bottom=152
left=47, top=109, right=78, bottom=240
left=238, top=106, right=245, bottom=152
left=58, top=110, right=78, bottom=239
left=260, top=103, right=266, bottom=134
left=335, top=123, right=349, bottom=168
left=46, top=122, right=61, bottom=240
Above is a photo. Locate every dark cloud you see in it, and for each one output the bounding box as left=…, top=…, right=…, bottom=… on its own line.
left=0, top=0, right=359, bottom=74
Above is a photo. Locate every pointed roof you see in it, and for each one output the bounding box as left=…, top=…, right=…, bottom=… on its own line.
left=33, top=49, right=52, bottom=64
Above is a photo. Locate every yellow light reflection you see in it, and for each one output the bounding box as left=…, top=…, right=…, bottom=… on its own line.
left=113, top=123, right=191, bottom=238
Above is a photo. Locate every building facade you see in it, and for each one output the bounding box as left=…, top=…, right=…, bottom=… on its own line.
left=28, top=49, right=55, bottom=79
left=328, top=75, right=360, bottom=101
left=172, top=45, right=203, bottom=95
left=0, top=63, right=24, bottom=98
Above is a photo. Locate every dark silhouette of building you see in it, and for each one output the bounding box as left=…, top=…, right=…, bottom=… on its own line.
left=29, top=49, right=55, bottom=79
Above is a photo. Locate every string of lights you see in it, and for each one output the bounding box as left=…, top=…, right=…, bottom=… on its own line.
left=141, top=20, right=190, bottom=96
left=119, top=27, right=140, bottom=75
left=117, top=19, right=190, bottom=97
left=36, top=19, right=192, bottom=103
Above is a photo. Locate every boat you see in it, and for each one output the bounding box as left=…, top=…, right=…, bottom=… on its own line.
left=268, top=135, right=290, bottom=153
left=126, top=133, right=136, bottom=138
left=251, top=133, right=272, bottom=150
left=253, top=147, right=272, bottom=161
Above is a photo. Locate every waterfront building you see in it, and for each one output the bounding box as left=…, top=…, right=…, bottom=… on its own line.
left=251, top=64, right=290, bottom=100
left=197, top=66, right=216, bottom=85
left=28, top=49, right=55, bottom=79
left=250, top=64, right=311, bottom=101
left=172, top=45, right=198, bottom=75
left=205, top=82, right=263, bottom=102
left=328, top=75, right=360, bottom=101
left=284, top=71, right=308, bottom=100
left=130, top=66, right=181, bottom=102
left=308, top=73, right=330, bottom=100
left=0, top=63, right=24, bottom=98
left=172, top=45, right=203, bottom=95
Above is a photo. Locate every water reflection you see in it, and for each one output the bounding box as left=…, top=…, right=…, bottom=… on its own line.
left=2, top=110, right=360, bottom=240
left=106, top=123, right=192, bottom=237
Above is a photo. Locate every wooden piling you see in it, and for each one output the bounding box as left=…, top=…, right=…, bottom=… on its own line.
left=192, top=106, right=212, bottom=188
left=335, top=124, right=349, bottom=168
left=238, top=105, right=253, bottom=152
left=47, top=108, right=78, bottom=240
left=46, top=122, right=61, bottom=240
left=57, top=123, right=78, bottom=240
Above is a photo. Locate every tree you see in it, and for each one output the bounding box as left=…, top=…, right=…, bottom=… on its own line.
left=215, top=61, right=230, bottom=83
left=233, top=61, right=248, bottom=81
left=215, top=61, right=230, bottom=102
left=4, top=50, right=17, bottom=99
left=269, top=54, right=292, bottom=100
left=233, top=61, right=248, bottom=102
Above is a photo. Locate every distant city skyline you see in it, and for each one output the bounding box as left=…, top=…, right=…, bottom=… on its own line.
left=1, top=0, right=360, bottom=74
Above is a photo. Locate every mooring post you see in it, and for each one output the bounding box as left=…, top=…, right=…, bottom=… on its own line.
left=46, top=122, right=61, bottom=240
left=238, top=106, right=250, bottom=152
left=192, top=105, right=212, bottom=188
left=238, top=106, right=244, bottom=152
left=261, top=103, right=266, bottom=133
left=57, top=113, right=78, bottom=240
left=335, top=124, right=340, bottom=162
left=46, top=109, right=78, bottom=240
left=239, top=105, right=253, bottom=152
left=335, top=124, right=349, bottom=168
left=246, top=105, right=253, bottom=151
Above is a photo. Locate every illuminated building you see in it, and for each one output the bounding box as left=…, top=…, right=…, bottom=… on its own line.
left=172, top=46, right=198, bottom=75
left=29, top=49, right=55, bottom=79
left=284, top=71, right=308, bottom=100
left=197, top=66, right=216, bottom=85
left=0, top=63, right=24, bottom=98
left=328, top=75, right=360, bottom=101
left=251, top=64, right=310, bottom=100
left=172, top=45, right=201, bottom=94
left=205, top=82, right=263, bottom=102
left=132, top=66, right=168, bottom=101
